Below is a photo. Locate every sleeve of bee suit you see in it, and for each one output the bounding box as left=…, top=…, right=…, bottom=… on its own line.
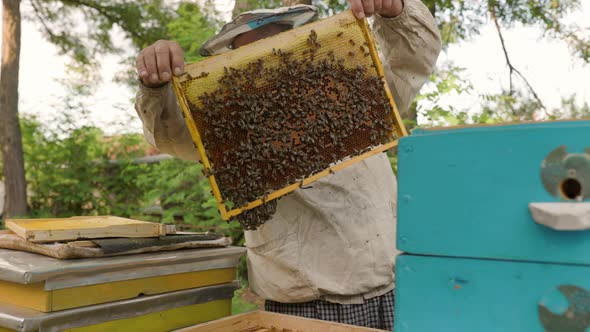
left=134, top=83, right=200, bottom=162
left=372, top=0, right=442, bottom=118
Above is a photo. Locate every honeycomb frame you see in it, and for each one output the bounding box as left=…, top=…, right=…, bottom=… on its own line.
left=172, top=10, right=407, bottom=221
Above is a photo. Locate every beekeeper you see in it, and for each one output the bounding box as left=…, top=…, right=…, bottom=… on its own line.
left=134, top=0, right=441, bottom=329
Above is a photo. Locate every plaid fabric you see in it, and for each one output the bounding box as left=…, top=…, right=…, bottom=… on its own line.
left=265, top=290, right=394, bottom=331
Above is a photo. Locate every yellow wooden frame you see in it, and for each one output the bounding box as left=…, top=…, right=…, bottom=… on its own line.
left=5, top=216, right=171, bottom=243
left=172, top=10, right=407, bottom=220
left=176, top=310, right=383, bottom=332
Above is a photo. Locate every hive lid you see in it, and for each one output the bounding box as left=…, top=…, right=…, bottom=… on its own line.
left=0, top=281, right=239, bottom=332
left=5, top=216, right=174, bottom=243
left=0, top=246, right=245, bottom=287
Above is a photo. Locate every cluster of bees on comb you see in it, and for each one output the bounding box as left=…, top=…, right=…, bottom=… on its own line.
left=190, top=29, right=395, bottom=230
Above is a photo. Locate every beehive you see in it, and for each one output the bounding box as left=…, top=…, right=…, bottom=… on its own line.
left=395, top=120, right=590, bottom=331
left=172, top=10, right=406, bottom=223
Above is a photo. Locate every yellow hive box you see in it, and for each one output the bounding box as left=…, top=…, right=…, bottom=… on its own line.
left=0, top=282, right=238, bottom=332
left=0, top=247, right=244, bottom=312
left=0, top=301, right=230, bottom=332
left=173, top=10, right=406, bottom=221
left=0, top=268, right=235, bottom=312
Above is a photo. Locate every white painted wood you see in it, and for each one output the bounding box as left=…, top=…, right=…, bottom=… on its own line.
left=529, top=202, right=590, bottom=231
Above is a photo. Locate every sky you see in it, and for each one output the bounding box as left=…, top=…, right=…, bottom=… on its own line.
left=2, top=0, right=590, bottom=136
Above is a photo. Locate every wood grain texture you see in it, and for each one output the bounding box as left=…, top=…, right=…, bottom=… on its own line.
left=176, top=311, right=384, bottom=332
left=6, top=216, right=174, bottom=242
left=0, top=279, right=48, bottom=312
left=0, top=230, right=230, bottom=259
left=0, top=268, right=235, bottom=312
left=397, top=120, right=590, bottom=264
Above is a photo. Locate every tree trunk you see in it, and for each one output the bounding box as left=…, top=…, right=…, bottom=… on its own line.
left=0, top=0, right=27, bottom=218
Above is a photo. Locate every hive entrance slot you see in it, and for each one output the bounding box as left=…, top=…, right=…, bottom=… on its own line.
left=560, top=178, right=582, bottom=200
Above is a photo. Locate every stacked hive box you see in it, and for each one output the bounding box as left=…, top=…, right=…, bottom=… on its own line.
left=0, top=246, right=245, bottom=332
left=394, top=120, right=590, bottom=331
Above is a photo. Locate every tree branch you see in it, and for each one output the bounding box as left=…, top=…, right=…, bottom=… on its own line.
left=59, top=0, right=144, bottom=42
left=30, top=0, right=59, bottom=43
left=489, top=3, right=549, bottom=116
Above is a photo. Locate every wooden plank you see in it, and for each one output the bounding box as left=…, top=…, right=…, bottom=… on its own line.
left=0, top=230, right=231, bottom=259
left=175, top=312, right=261, bottom=332
left=256, top=311, right=384, bottom=332
left=0, top=268, right=235, bottom=312
left=6, top=216, right=171, bottom=243
left=63, top=299, right=231, bottom=332
left=68, top=240, right=98, bottom=248
left=0, top=279, right=49, bottom=312
left=177, top=311, right=383, bottom=332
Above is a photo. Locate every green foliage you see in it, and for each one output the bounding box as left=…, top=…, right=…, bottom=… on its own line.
left=559, top=95, right=590, bottom=119
left=314, top=0, right=348, bottom=17
left=423, top=0, right=487, bottom=45
left=18, top=113, right=244, bottom=241
left=166, top=3, right=220, bottom=63
left=416, top=64, right=473, bottom=127
left=422, top=0, right=587, bottom=57
left=22, top=116, right=134, bottom=217
left=30, top=0, right=175, bottom=66
left=18, top=112, right=248, bottom=275
left=135, top=159, right=243, bottom=238
left=232, top=286, right=260, bottom=314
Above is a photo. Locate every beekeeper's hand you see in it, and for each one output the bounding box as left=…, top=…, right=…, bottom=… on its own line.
left=349, top=0, right=404, bottom=19
left=136, top=40, right=185, bottom=88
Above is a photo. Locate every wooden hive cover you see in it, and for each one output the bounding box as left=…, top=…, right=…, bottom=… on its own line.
left=172, top=10, right=406, bottom=222
left=6, top=216, right=174, bottom=243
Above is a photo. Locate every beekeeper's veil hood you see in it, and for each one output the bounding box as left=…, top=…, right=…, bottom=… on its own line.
left=199, top=4, right=319, bottom=57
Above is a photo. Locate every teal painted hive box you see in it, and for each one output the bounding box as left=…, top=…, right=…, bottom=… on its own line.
left=395, top=120, right=590, bottom=332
